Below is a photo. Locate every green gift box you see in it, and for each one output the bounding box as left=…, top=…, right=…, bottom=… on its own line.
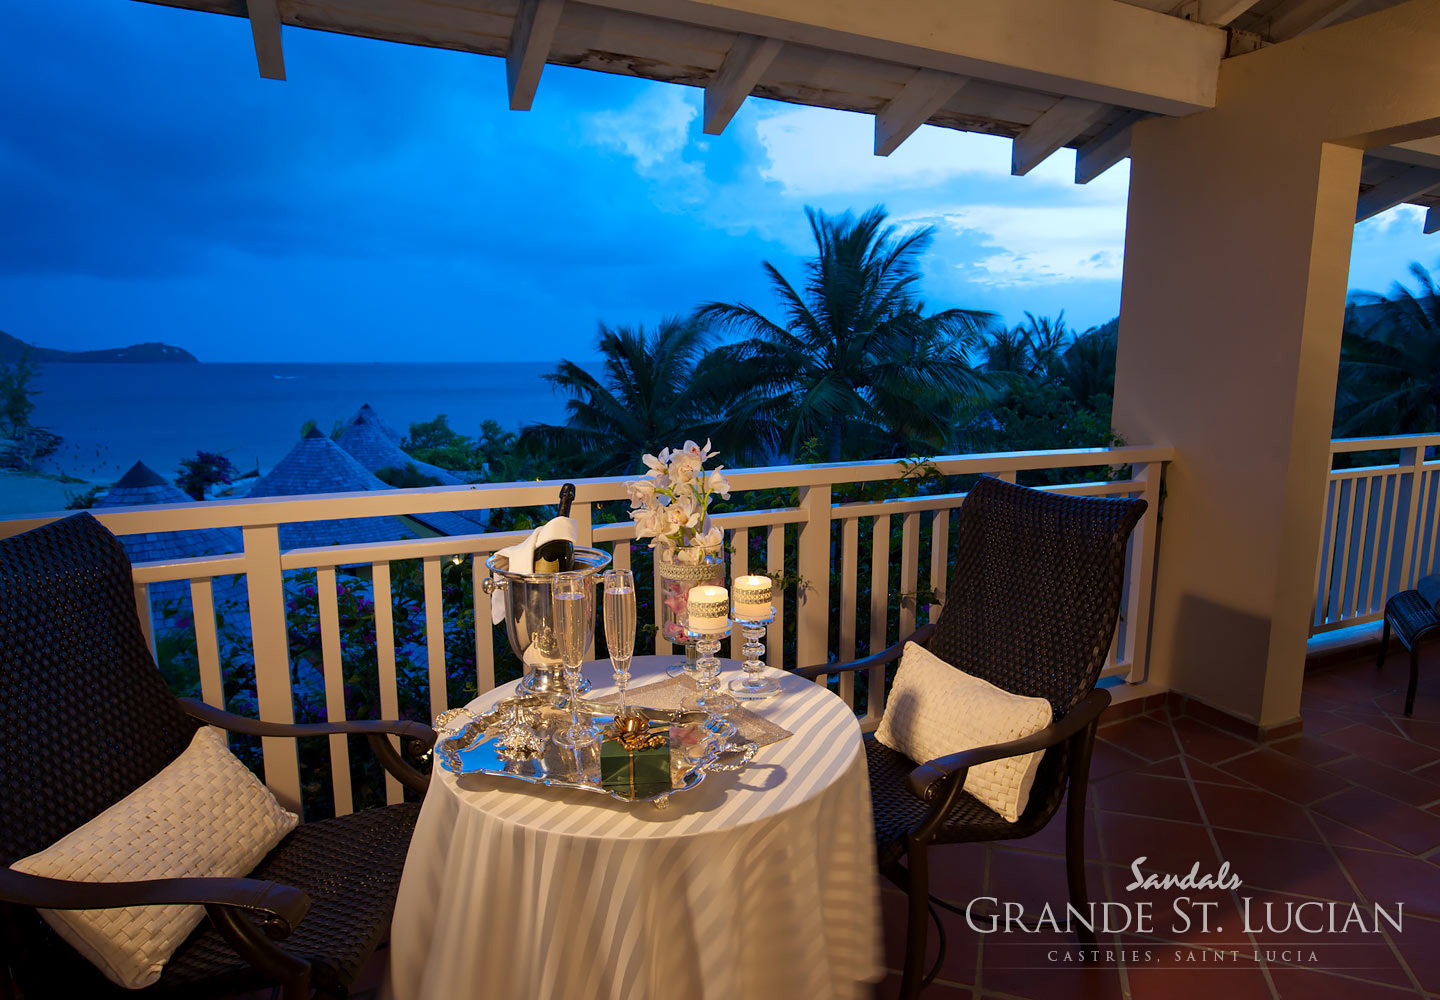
left=600, top=722, right=672, bottom=799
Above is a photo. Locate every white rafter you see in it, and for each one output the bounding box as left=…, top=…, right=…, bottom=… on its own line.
left=1197, top=0, right=1262, bottom=24
left=703, top=34, right=783, bottom=135
left=1268, top=0, right=1364, bottom=40
left=246, top=0, right=285, bottom=81
left=1012, top=97, right=1111, bottom=176
left=507, top=0, right=565, bottom=111
left=1074, top=110, right=1149, bottom=184
left=1426, top=208, right=1440, bottom=235
left=1355, top=165, right=1440, bottom=223
left=873, top=69, right=968, bottom=156
left=582, top=0, right=1223, bottom=116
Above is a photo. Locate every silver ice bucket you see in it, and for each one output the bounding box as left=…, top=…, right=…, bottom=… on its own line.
left=481, top=546, right=611, bottom=699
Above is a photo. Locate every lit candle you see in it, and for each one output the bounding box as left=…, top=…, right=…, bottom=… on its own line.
left=732, top=575, right=774, bottom=622
left=686, top=584, right=730, bottom=632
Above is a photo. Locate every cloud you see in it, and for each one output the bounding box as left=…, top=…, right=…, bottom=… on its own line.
left=1355, top=202, right=1426, bottom=237
left=754, top=104, right=1086, bottom=197
left=916, top=197, right=1127, bottom=285
left=585, top=86, right=699, bottom=173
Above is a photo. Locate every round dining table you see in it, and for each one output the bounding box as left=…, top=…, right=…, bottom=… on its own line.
left=383, top=656, right=882, bottom=1000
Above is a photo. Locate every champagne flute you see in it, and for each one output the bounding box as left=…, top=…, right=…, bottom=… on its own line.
left=603, top=569, right=638, bottom=723
left=550, top=571, right=599, bottom=749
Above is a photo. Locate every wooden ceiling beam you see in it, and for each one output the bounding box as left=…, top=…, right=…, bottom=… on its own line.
left=1012, top=96, right=1111, bottom=176
left=246, top=0, right=285, bottom=80
left=1074, top=110, right=1149, bottom=183
left=703, top=34, right=783, bottom=135
left=1268, top=0, right=1364, bottom=41
left=1426, top=208, right=1440, bottom=235
left=1355, top=165, right=1440, bottom=223
left=582, top=0, right=1224, bottom=116
left=507, top=0, right=565, bottom=111
left=873, top=68, right=969, bottom=156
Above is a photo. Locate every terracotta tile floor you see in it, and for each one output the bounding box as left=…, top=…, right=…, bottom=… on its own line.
left=874, top=650, right=1440, bottom=999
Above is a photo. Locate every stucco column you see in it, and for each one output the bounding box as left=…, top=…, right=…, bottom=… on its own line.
left=1113, top=0, right=1440, bottom=729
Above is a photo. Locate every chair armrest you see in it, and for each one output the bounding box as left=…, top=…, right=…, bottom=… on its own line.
left=179, top=699, right=435, bottom=796
left=0, top=868, right=310, bottom=939
left=793, top=623, right=937, bottom=680
left=907, top=687, right=1112, bottom=803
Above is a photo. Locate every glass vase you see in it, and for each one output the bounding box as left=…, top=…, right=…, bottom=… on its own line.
left=657, top=544, right=726, bottom=679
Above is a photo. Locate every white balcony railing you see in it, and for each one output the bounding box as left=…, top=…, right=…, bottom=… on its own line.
left=0, top=446, right=1169, bottom=814
left=1314, top=433, right=1440, bottom=633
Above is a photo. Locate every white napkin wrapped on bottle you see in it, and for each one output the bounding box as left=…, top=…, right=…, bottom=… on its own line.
left=489, top=516, right=578, bottom=624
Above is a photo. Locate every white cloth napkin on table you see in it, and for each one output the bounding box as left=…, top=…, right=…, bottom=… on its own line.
left=489, top=516, right=578, bottom=624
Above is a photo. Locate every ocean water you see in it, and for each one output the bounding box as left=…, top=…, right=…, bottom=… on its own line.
left=25, top=361, right=570, bottom=483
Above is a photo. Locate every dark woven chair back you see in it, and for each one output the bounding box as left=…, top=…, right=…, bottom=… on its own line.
left=0, top=513, right=199, bottom=865
left=926, top=476, right=1146, bottom=719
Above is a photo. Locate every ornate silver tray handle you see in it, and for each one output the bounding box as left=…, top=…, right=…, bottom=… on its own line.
left=434, top=698, right=758, bottom=807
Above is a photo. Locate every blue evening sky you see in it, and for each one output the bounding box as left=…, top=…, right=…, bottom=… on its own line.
left=1, top=0, right=1436, bottom=364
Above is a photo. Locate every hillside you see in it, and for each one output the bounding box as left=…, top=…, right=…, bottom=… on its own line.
left=0, top=330, right=197, bottom=363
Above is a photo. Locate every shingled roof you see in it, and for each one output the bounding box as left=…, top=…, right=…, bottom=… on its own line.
left=337, top=414, right=462, bottom=486
left=336, top=411, right=488, bottom=535
left=97, top=461, right=242, bottom=564
left=349, top=403, right=404, bottom=444
left=248, top=428, right=419, bottom=548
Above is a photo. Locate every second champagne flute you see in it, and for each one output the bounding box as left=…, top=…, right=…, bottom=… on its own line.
left=550, top=571, right=599, bottom=749
left=603, top=569, right=638, bottom=723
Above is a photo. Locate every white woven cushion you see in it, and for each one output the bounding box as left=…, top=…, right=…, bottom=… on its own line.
left=875, top=642, right=1054, bottom=822
left=10, top=726, right=298, bottom=989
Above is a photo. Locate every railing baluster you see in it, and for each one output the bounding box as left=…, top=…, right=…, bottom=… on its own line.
left=837, top=518, right=859, bottom=709
left=241, top=524, right=302, bottom=814
left=1398, top=446, right=1424, bottom=590
left=766, top=523, right=784, bottom=669
left=423, top=555, right=447, bottom=724
left=1353, top=475, right=1376, bottom=619
left=654, top=554, right=671, bottom=658
left=372, top=560, right=402, bottom=806
left=133, top=582, right=155, bottom=656
left=899, top=512, right=919, bottom=638
left=189, top=578, right=224, bottom=710
left=728, top=528, right=748, bottom=660
left=612, top=540, right=631, bottom=572
left=1333, top=480, right=1356, bottom=622
left=1314, top=478, right=1335, bottom=628
left=929, top=509, right=949, bottom=622
left=796, top=485, right=832, bottom=681
left=315, top=567, right=353, bottom=817
left=1125, top=462, right=1162, bottom=683
left=1378, top=472, right=1401, bottom=611
left=472, top=556, right=495, bottom=695
left=867, top=515, right=891, bottom=726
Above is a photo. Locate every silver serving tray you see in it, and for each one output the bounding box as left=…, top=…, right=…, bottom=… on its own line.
left=434, top=697, right=757, bottom=807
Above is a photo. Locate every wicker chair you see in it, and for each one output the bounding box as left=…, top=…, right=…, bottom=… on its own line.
left=0, top=513, right=435, bottom=1000
left=797, top=476, right=1146, bottom=999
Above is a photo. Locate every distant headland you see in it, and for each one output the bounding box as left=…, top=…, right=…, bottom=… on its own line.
left=0, top=330, right=197, bottom=363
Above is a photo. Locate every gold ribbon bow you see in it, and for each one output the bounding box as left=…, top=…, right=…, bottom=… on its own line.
left=606, top=714, right=669, bottom=751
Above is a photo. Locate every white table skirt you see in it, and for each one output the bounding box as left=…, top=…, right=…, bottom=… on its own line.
left=384, top=657, right=882, bottom=1000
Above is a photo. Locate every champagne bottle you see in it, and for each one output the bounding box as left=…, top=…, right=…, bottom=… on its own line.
left=534, top=483, right=577, bottom=573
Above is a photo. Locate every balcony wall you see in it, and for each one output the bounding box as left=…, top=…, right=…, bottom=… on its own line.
left=0, top=447, right=1169, bottom=815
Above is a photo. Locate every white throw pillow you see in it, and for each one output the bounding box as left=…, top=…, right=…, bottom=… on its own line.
left=10, top=726, right=299, bottom=989
left=875, top=642, right=1054, bottom=822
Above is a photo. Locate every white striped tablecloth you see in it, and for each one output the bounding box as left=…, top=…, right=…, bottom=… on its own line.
left=384, top=657, right=882, bottom=1000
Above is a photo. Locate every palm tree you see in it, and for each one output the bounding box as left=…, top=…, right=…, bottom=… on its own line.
left=981, top=312, right=1072, bottom=382
left=533, top=318, right=719, bottom=476
left=697, top=206, right=995, bottom=462
left=1336, top=263, right=1440, bottom=438
left=1057, top=320, right=1117, bottom=407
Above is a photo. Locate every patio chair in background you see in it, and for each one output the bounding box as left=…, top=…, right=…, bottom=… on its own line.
left=0, top=513, right=434, bottom=999
left=797, top=475, right=1146, bottom=999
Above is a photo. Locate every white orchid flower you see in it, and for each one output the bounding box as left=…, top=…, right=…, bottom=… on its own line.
left=626, top=480, right=657, bottom=508
left=641, top=452, right=667, bottom=479
left=706, top=467, right=730, bottom=500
